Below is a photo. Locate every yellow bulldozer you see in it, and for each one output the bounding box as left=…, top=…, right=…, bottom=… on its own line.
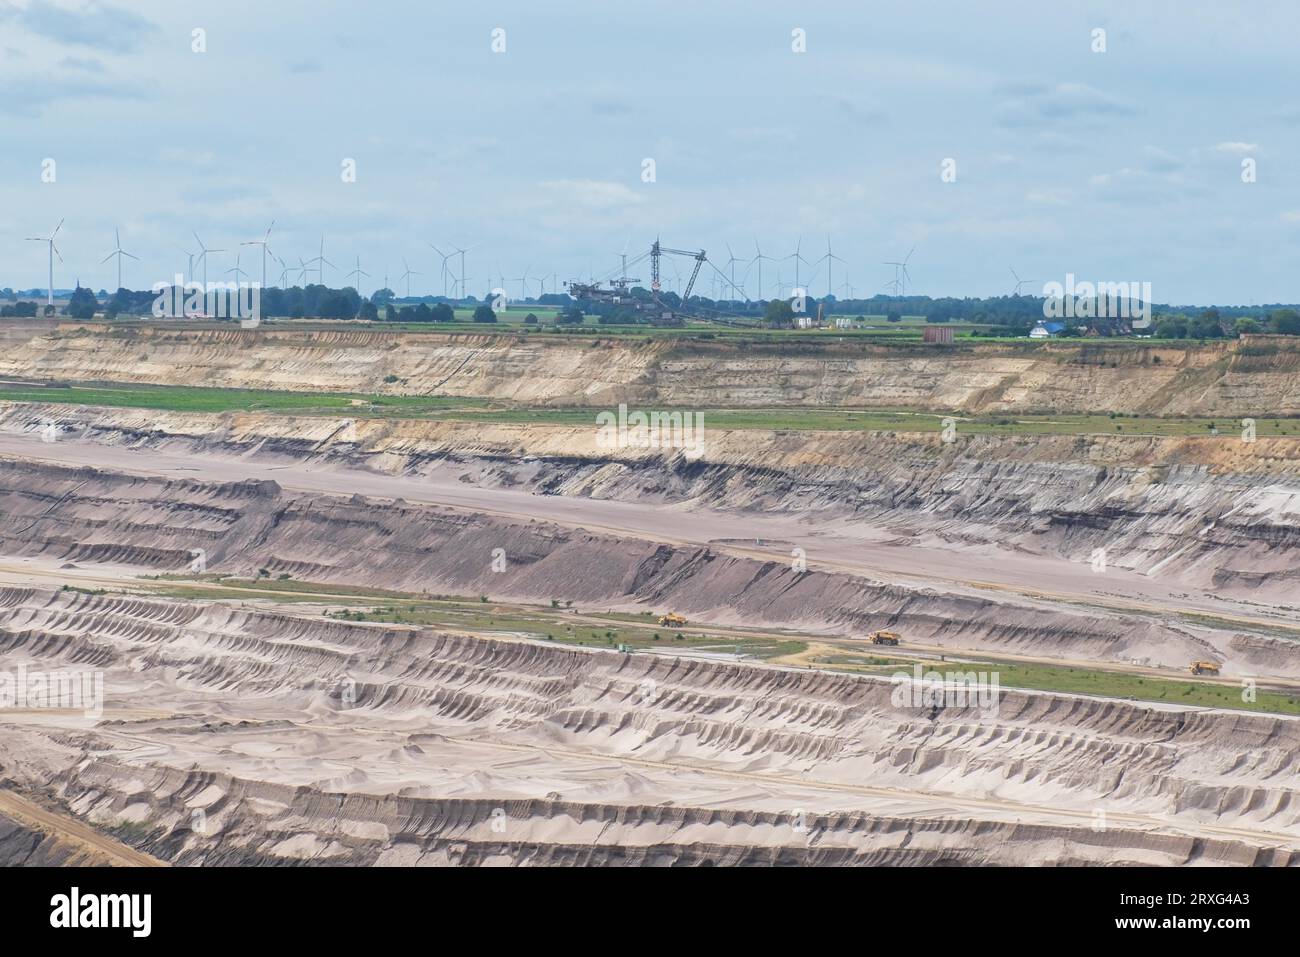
left=658, top=613, right=687, bottom=627
left=868, top=630, right=901, bottom=646
left=1189, top=660, right=1220, bottom=676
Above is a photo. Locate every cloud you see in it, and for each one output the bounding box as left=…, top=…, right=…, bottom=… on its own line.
left=59, top=54, right=104, bottom=73
left=0, top=0, right=157, bottom=53
left=1141, top=145, right=1182, bottom=171
left=0, top=73, right=143, bottom=115
left=836, top=97, right=886, bottom=125
left=1213, top=141, right=1258, bottom=153
left=1087, top=166, right=1199, bottom=205
left=1281, top=210, right=1300, bottom=224
left=995, top=82, right=1136, bottom=129
left=591, top=98, right=635, bottom=117
left=537, top=179, right=646, bottom=210
left=287, top=58, right=322, bottom=75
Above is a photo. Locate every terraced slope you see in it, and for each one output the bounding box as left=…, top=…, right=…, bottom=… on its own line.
left=1, top=588, right=1296, bottom=866
left=2, top=323, right=1298, bottom=414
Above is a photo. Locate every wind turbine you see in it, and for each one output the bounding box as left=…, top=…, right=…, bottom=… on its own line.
left=816, top=236, right=846, bottom=299
left=429, top=243, right=452, bottom=297
left=275, top=255, right=292, bottom=289
left=784, top=236, right=811, bottom=296
left=26, top=220, right=64, bottom=308
left=192, top=231, right=225, bottom=292
left=345, top=255, right=370, bottom=294
left=721, top=243, right=743, bottom=301
left=1009, top=266, right=1036, bottom=296
left=175, top=244, right=196, bottom=285
left=307, top=234, right=335, bottom=286
left=447, top=242, right=481, bottom=298
left=513, top=265, right=532, bottom=301
left=398, top=258, right=420, bottom=298
left=240, top=220, right=275, bottom=292
left=295, top=257, right=312, bottom=285
left=225, top=251, right=250, bottom=284
left=100, top=227, right=137, bottom=292
left=747, top=237, right=774, bottom=302
left=883, top=247, right=915, bottom=298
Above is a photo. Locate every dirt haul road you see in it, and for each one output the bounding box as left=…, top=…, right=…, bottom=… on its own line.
left=0, top=788, right=168, bottom=867
left=0, top=431, right=1284, bottom=632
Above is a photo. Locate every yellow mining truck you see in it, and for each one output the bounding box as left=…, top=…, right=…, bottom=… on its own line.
left=868, top=630, right=901, bottom=646
left=658, top=613, right=687, bottom=627
left=1189, top=660, right=1221, bottom=676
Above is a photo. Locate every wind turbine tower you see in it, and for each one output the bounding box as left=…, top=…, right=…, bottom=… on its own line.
left=240, top=220, right=275, bottom=292
left=192, top=231, right=225, bottom=292
left=883, top=247, right=915, bottom=298
left=817, top=236, right=846, bottom=299
left=26, top=220, right=65, bottom=308
left=346, top=255, right=370, bottom=294
left=100, top=227, right=138, bottom=292
left=399, top=258, right=420, bottom=298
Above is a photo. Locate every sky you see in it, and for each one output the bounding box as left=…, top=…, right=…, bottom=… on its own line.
left=2, top=0, right=1299, bottom=305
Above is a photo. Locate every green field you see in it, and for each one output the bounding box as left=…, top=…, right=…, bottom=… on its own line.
left=123, top=577, right=1300, bottom=715
left=6, top=381, right=1298, bottom=438
left=980, top=662, right=1300, bottom=715
left=142, top=576, right=805, bottom=658
left=812, top=652, right=1300, bottom=716
left=0, top=383, right=474, bottom=416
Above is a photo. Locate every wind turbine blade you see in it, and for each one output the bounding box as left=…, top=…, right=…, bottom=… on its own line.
left=52, top=219, right=64, bottom=238
left=100, top=252, right=115, bottom=264
left=122, top=251, right=139, bottom=260
left=52, top=245, right=63, bottom=263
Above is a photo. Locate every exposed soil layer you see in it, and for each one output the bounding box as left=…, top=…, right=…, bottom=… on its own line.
left=2, top=323, right=1298, bottom=414
left=0, top=455, right=1285, bottom=675
left=2, top=587, right=1297, bottom=865
left=4, top=403, right=1298, bottom=604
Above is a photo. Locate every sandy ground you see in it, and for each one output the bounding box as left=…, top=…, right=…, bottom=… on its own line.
left=2, top=431, right=1298, bottom=865
left=0, top=431, right=1287, bottom=631
left=0, top=788, right=167, bottom=867
left=2, top=585, right=1297, bottom=865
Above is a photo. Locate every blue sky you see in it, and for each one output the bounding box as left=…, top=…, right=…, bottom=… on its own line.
left=2, top=0, right=1298, bottom=304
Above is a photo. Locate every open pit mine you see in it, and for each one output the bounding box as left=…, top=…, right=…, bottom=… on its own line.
left=0, top=321, right=1297, bottom=867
